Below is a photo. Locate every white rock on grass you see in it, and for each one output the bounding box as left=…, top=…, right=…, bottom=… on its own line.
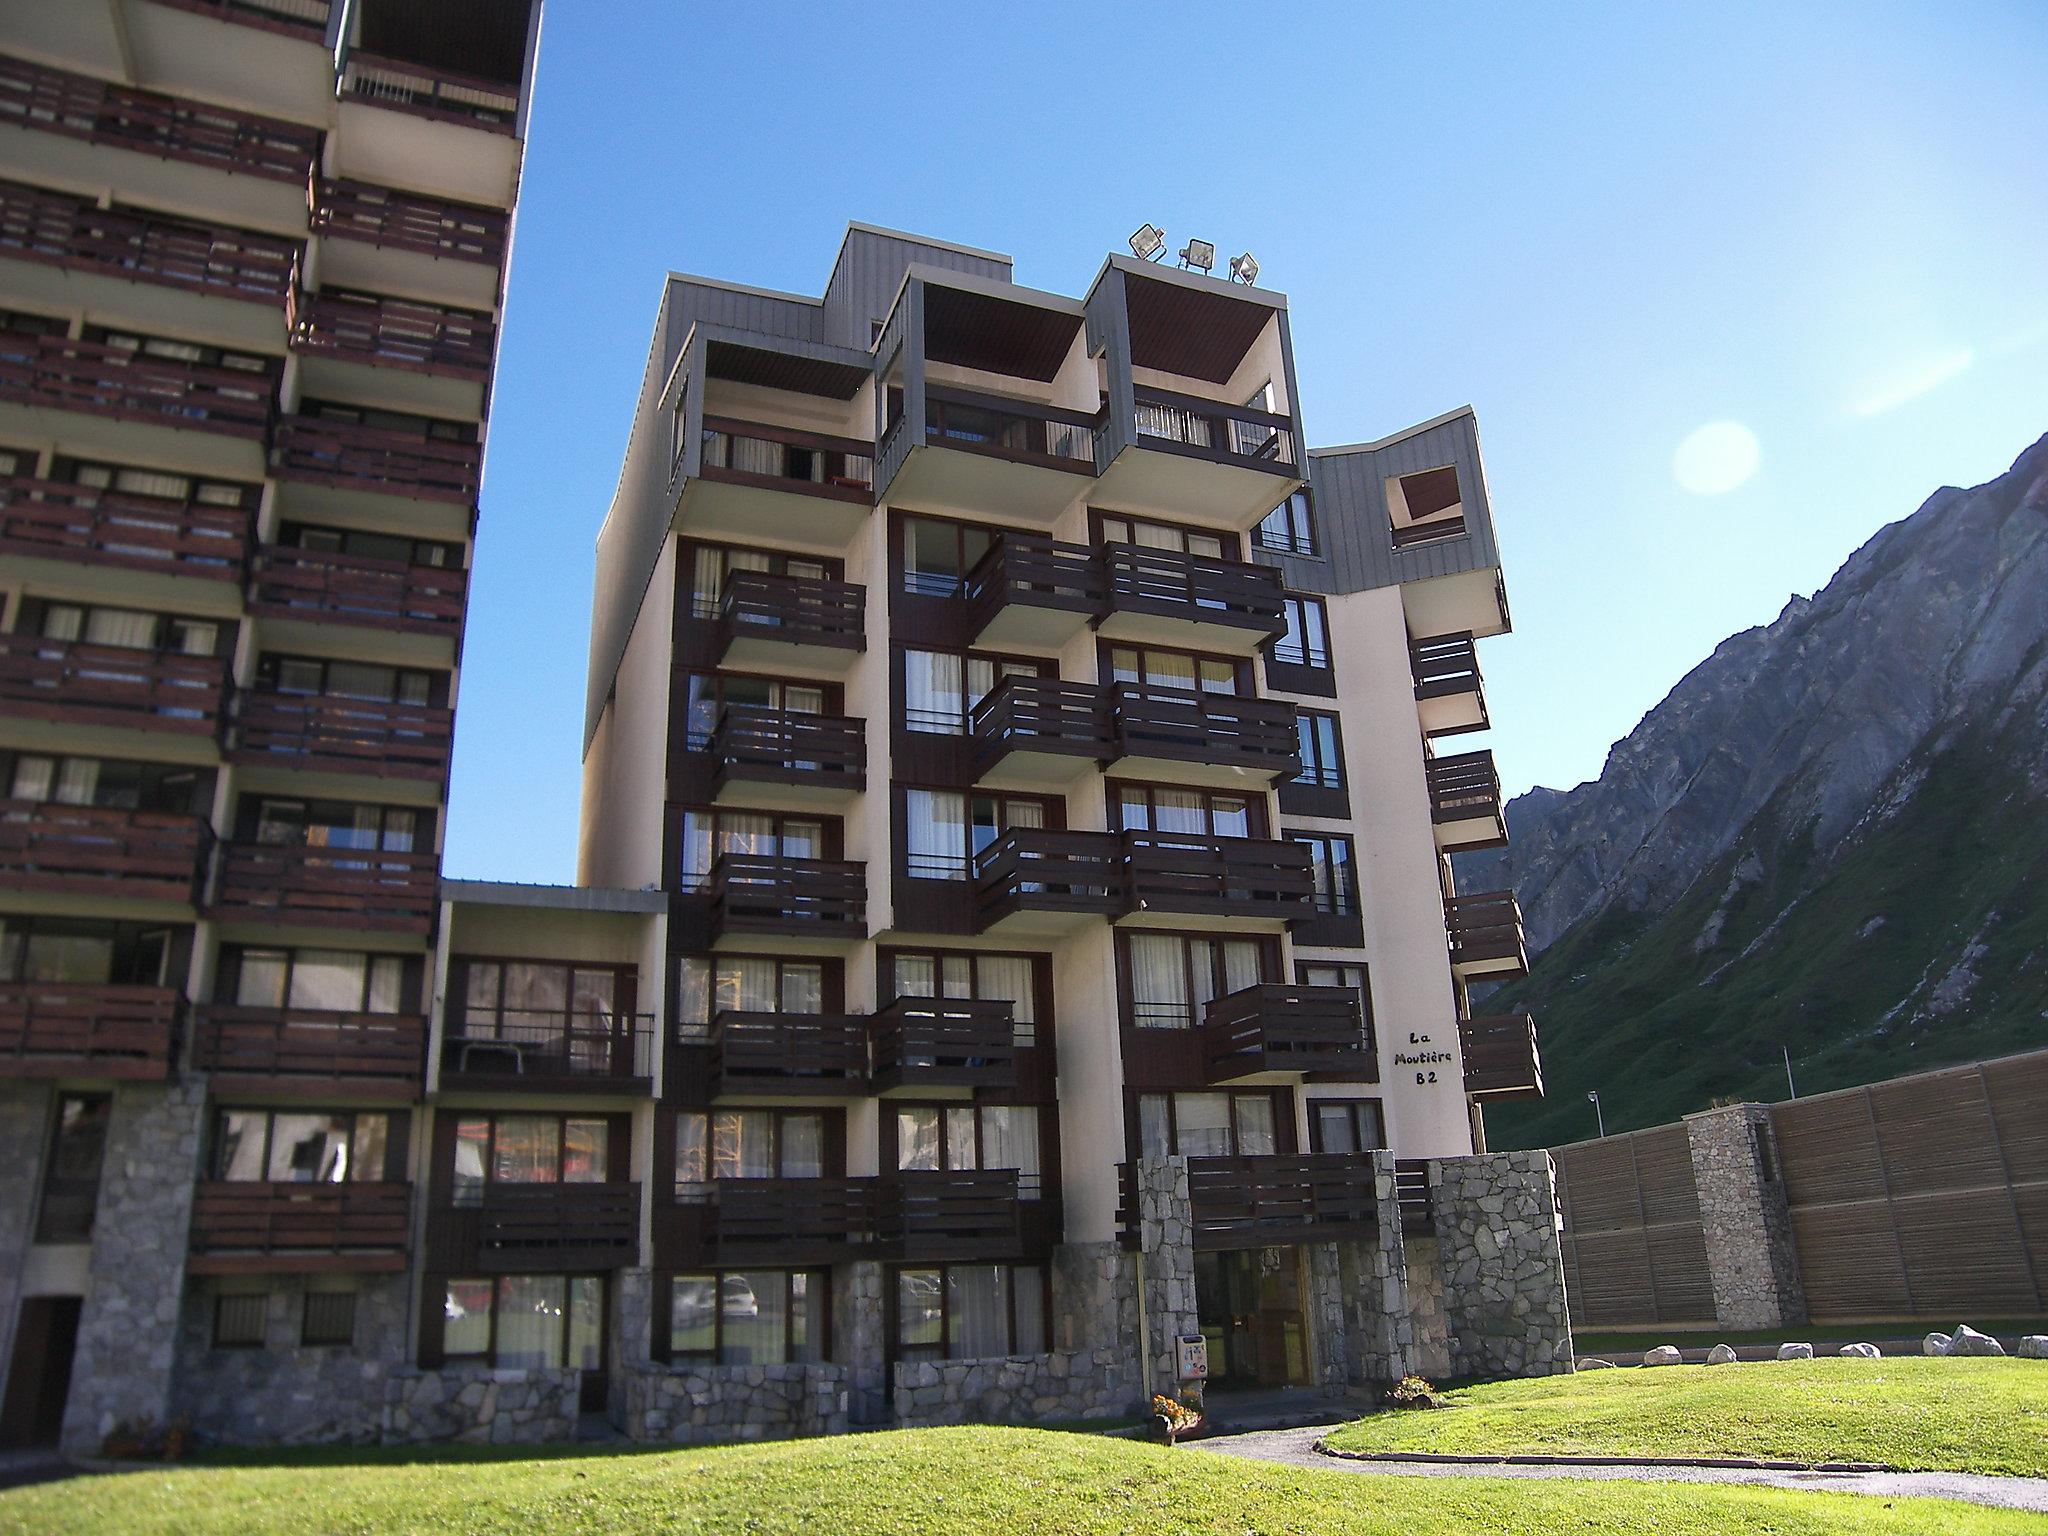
left=1576, top=1358, right=1615, bottom=1370
left=2018, top=1336, right=2048, bottom=1360
left=1776, top=1342, right=1814, bottom=1361
left=1705, top=1344, right=1739, bottom=1366
left=1641, top=1346, right=1684, bottom=1367
left=1950, top=1325, right=2005, bottom=1357
left=1924, top=1333, right=1952, bottom=1357
left=1839, top=1343, right=1881, bottom=1359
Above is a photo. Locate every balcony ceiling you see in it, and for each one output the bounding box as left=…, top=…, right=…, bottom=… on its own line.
left=706, top=340, right=867, bottom=400
left=1124, top=271, right=1271, bottom=384
left=357, top=0, right=532, bottom=84
left=924, top=284, right=1081, bottom=383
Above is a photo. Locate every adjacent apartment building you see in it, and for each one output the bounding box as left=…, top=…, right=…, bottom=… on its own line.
left=0, top=2, right=1567, bottom=1454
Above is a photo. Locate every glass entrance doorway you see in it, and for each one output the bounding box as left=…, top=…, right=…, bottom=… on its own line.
left=1193, top=1246, right=1308, bottom=1390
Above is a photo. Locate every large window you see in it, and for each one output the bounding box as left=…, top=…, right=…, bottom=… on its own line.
left=3, top=752, right=197, bottom=814
left=224, top=946, right=409, bottom=1014
left=256, top=653, right=435, bottom=706
left=682, top=542, right=833, bottom=621
left=0, top=917, right=175, bottom=986
left=442, top=1275, right=603, bottom=1370
left=277, top=520, right=459, bottom=570
left=901, top=514, right=994, bottom=597
left=1293, top=711, right=1345, bottom=790
left=884, top=950, right=1040, bottom=1047
left=677, top=807, right=828, bottom=887
left=302, top=397, right=476, bottom=445
left=678, top=673, right=828, bottom=750
left=1307, top=1099, right=1386, bottom=1154
left=669, top=1271, right=824, bottom=1366
left=675, top=1109, right=828, bottom=1185
left=675, top=954, right=827, bottom=1033
left=29, top=599, right=220, bottom=658
left=1110, top=783, right=1259, bottom=839
left=247, top=796, right=420, bottom=853
left=1299, top=962, right=1373, bottom=1044
left=892, top=1104, right=1041, bottom=1194
left=1292, top=833, right=1358, bottom=916
left=451, top=1114, right=609, bottom=1199
left=901, top=647, right=1047, bottom=735
left=58, top=454, right=257, bottom=513
left=1135, top=1091, right=1283, bottom=1159
left=1096, top=512, right=1233, bottom=560
left=455, top=959, right=626, bottom=1038
left=902, top=788, right=1050, bottom=880
left=1273, top=595, right=1330, bottom=671
left=894, top=1264, right=1046, bottom=1362
left=1105, top=644, right=1244, bottom=695
left=1256, top=490, right=1317, bottom=557
left=1121, top=932, right=1270, bottom=1029
left=35, top=1093, right=110, bottom=1243
left=213, top=1109, right=391, bottom=1183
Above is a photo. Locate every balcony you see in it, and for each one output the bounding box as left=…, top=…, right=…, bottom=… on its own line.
left=679, top=418, right=874, bottom=547
left=290, top=289, right=494, bottom=380
left=0, top=801, right=202, bottom=904
left=1445, top=890, right=1528, bottom=980
left=706, top=853, right=866, bottom=942
left=0, top=633, right=226, bottom=735
left=962, top=533, right=1104, bottom=649
left=880, top=386, right=1096, bottom=523
left=1121, top=1155, right=1378, bottom=1251
left=1201, top=984, right=1376, bottom=1084
left=309, top=178, right=508, bottom=312
left=968, top=677, right=1115, bottom=790
left=271, top=415, right=481, bottom=516
left=440, top=1013, right=656, bottom=1092
left=0, top=983, right=179, bottom=1081
left=868, top=997, right=1017, bottom=1094
left=148, top=0, right=333, bottom=38
left=877, top=1170, right=1027, bottom=1261
left=1097, top=544, right=1287, bottom=654
left=1460, top=1012, right=1544, bottom=1101
left=248, top=544, right=468, bottom=638
left=210, top=841, right=439, bottom=932
left=332, top=53, right=525, bottom=209
left=1107, top=684, right=1298, bottom=787
left=0, top=332, right=272, bottom=474
left=189, top=1006, right=425, bottom=1098
left=1426, top=749, right=1508, bottom=852
left=1095, top=384, right=1301, bottom=529
left=1122, top=833, right=1314, bottom=927
left=229, top=691, right=454, bottom=782
left=716, top=570, right=866, bottom=675
left=340, top=54, right=519, bottom=134
left=429, top=1184, right=643, bottom=1274
left=187, top=1181, right=411, bottom=1276
left=655, top=1178, right=872, bottom=1269
left=0, top=476, right=248, bottom=582
left=972, top=827, right=1124, bottom=936
left=1411, top=632, right=1489, bottom=737
left=705, top=707, right=864, bottom=806
left=703, top=1011, right=867, bottom=1096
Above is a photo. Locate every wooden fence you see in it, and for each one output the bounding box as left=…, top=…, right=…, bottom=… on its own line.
left=1554, top=1123, right=1716, bottom=1327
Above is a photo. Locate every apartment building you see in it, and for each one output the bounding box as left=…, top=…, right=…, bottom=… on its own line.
left=0, top=0, right=543, bottom=1451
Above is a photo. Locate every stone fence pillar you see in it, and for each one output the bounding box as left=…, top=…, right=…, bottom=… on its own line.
left=1684, top=1104, right=1806, bottom=1329
left=1429, top=1150, right=1573, bottom=1379
left=1133, top=1156, right=1198, bottom=1401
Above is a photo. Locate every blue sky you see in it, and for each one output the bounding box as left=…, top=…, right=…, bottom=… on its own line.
left=445, top=0, right=2048, bottom=883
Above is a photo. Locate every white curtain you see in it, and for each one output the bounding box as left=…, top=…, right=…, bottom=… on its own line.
left=946, top=1266, right=1009, bottom=1360
left=904, top=650, right=964, bottom=734
left=906, top=789, right=965, bottom=879
left=1128, top=934, right=1189, bottom=1028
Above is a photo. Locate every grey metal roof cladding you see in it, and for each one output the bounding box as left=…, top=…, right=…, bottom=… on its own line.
left=442, top=879, right=668, bottom=913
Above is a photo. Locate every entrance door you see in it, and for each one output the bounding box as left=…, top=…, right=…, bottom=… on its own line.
left=1193, top=1247, right=1308, bottom=1391
left=0, top=1296, right=83, bottom=1447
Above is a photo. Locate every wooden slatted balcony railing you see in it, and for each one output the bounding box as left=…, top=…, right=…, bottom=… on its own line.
left=341, top=53, right=520, bottom=134
left=706, top=853, right=866, bottom=939
left=1122, top=832, right=1314, bottom=922
left=1131, top=385, right=1296, bottom=471
left=188, top=1181, right=409, bottom=1275
left=876, top=1169, right=1026, bottom=1260
left=1117, top=1155, right=1378, bottom=1250
left=0, top=801, right=203, bottom=903
left=1394, top=1159, right=1434, bottom=1237
left=271, top=415, right=481, bottom=505
left=229, top=690, right=454, bottom=780
left=0, top=475, right=248, bottom=578
left=1425, top=748, right=1507, bottom=849
left=1444, top=890, right=1529, bottom=977
left=149, top=0, right=332, bottom=38
left=972, top=827, right=1124, bottom=930
left=656, top=1178, right=874, bottom=1269
left=716, top=570, right=866, bottom=659
left=1108, top=683, right=1298, bottom=778
left=0, top=55, right=321, bottom=182
left=310, top=177, right=509, bottom=267
left=962, top=531, right=1105, bottom=642
left=1101, top=542, right=1288, bottom=636
left=968, top=675, right=1116, bottom=779
left=1202, top=984, right=1376, bottom=1083
left=0, top=331, right=274, bottom=438
left=190, top=1006, right=425, bottom=1094
left=1460, top=1012, right=1544, bottom=1101
left=248, top=544, right=468, bottom=635
left=210, top=841, right=439, bottom=931
left=442, top=1012, right=656, bottom=1087
left=430, top=1183, right=642, bottom=1273
left=868, top=996, right=1017, bottom=1093
left=923, top=385, right=1096, bottom=470
left=289, top=289, right=496, bottom=380
left=698, top=417, right=873, bottom=501
left=1411, top=632, right=1484, bottom=701
left=0, top=983, right=179, bottom=1080
left=708, top=706, right=864, bottom=796
left=0, top=633, right=226, bottom=733
left=0, top=180, right=300, bottom=305
left=702, top=1010, right=867, bottom=1095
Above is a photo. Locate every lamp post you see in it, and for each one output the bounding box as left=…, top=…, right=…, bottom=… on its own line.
left=1587, top=1089, right=1605, bottom=1139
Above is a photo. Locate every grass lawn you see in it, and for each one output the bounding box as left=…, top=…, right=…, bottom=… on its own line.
left=1, top=1425, right=2038, bottom=1536
left=1572, top=1319, right=2048, bottom=1356
left=1325, top=1358, right=2048, bottom=1476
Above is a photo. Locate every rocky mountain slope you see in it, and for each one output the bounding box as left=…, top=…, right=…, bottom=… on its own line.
left=1472, top=433, right=2048, bottom=1148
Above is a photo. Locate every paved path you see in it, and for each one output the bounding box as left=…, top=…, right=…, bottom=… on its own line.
left=1197, top=1425, right=2048, bottom=1515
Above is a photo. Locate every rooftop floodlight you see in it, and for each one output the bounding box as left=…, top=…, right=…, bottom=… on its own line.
left=1178, top=238, right=1216, bottom=274
left=1229, top=251, right=1259, bottom=286
left=1129, top=224, right=1166, bottom=262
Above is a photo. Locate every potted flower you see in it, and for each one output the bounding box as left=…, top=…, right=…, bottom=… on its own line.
left=1151, top=1393, right=1205, bottom=1444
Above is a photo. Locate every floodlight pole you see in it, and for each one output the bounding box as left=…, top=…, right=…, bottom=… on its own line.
left=1783, top=1045, right=1797, bottom=1100
left=1587, top=1089, right=1605, bottom=1139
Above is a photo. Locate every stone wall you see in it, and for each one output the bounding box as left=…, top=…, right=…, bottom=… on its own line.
left=0, top=1083, right=53, bottom=1386
left=833, top=1260, right=887, bottom=1424
left=1132, top=1157, right=1198, bottom=1395
left=621, top=1361, right=848, bottom=1443
left=1430, top=1150, right=1572, bottom=1380
left=60, top=1079, right=207, bottom=1453
left=171, top=1275, right=409, bottom=1445
left=892, top=1349, right=1132, bottom=1426
left=1402, top=1237, right=1453, bottom=1380
left=1685, top=1105, right=1807, bottom=1329
left=381, top=1365, right=580, bottom=1445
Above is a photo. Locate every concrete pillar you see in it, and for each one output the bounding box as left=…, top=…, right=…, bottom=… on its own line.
left=1133, top=1157, right=1198, bottom=1402
left=1429, top=1150, right=1572, bottom=1379
left=1684, top=1104, right=1806, bottom=1329
left=60, top=1078, right=207, bottom=1453
left=0, top=1084, right=55, bottom=1397
left=833, top=1260, right=887, bottom=1425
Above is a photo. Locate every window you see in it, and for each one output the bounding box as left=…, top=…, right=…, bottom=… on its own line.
left=248, top=797, right=420, bottom=853
left=441, top=1275, right=603, bottom=1370
left=901, top=515, right=995, bottom=597
left=456, top=960, right=624, bottom=1036
left=1111, top=783, right=1258, bottom=839
left=1096, top=513, right=1232, bottom=560
left=277, top=522, right=458, bottom=570
left=88, top=324, right=272, bottom=380
left=213, top=1110, right=391, bottom=1183
left=1293, top=711, right=1345, bottom=790
left=677, top=808, right=827, bottom=887
left=1388, top=466, right=1465, bottom=546
left=256, top=654, right=435, bottom=706
left=35, top=1093, right=111, bottom=1243
left=31, top=599, right=219, bottom=657
left=675, top=1109, right=828, bottom=1185
left=1308, top=1099, right=1386, bottom=1154
left=1106, top=645, right=1243, bottom=695
left=224, top=946, right=408, bottom=1014
left=669, top=1271, right=824, bottom=1365
left=302, top=1288, right=358, bottom=1347
left=894, top=1264, right=1046, bottom=1362
left=3, top=752, right=196, bottom=815
left=678, top=673, right=828, bottom=750
left=302, top=398, right=476, bottom=444
left=892, top=1104, right=1040, bottom=1194
left=1256, top=490, right=1317, bottom=557
left=1298, top=962, right=1373, bottom=1051
left=1121, top=933, right=1270, bottom=1029
left=1136, top=1091, right=1283, bottom=1159
left=675, top=954, right=827, bottom=1033
left=902, top=788, right=1050, bottom=880
left=451, top=1114, right=609, bottom=1201
left=213, top=1292, right=268, bottom=1348
left=0, top=917, right=173, bottom=986
left=682, top=542, right=833, bottom=622
left=58, top=455, right=257, bottom=511
left=901, top=648, right=1046, bottom=734
left=1292, top=834, right=1358, bottom=916
left=884, top=950, right=1041, bottom=1047
left=1274, top=596, right=1330, bottom=670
